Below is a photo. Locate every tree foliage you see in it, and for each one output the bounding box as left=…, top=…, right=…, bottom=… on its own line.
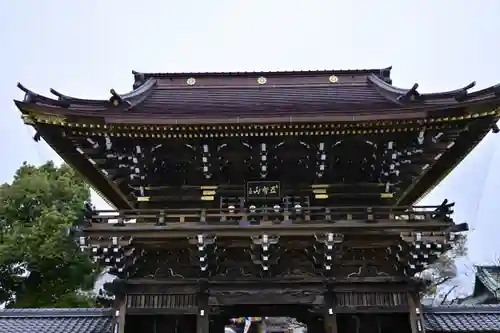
left=423, top=233, right=468, bottom=297
left=0, top=162, right=99, bottom=308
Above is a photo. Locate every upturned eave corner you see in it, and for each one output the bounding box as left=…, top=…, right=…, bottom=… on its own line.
left=368, top=74, right=500, bottom=106
left=14, top=78, right=157, bottom=112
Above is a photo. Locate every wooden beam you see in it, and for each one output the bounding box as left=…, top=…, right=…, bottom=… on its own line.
left=83, top=220, right=452, bottom=239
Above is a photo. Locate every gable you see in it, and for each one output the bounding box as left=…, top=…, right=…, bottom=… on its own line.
left=474, top=266, right=500, bottom=301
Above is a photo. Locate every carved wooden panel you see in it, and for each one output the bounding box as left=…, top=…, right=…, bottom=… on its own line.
left=336, top=291, right=408, bottom=308
left=126, top=294, right=197, bottom=309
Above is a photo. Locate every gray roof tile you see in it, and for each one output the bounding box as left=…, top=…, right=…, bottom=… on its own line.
left=2, top=305, right=500, bottom=333
left=0, top=308, right=114, bottom=333
left=474, top=266, right=500, bottom=300
left=140, top=83, right=398, bottom=116
left=424, top=305, right=500, bottom=332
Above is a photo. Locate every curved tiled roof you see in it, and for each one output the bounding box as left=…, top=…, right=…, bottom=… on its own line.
left=15, top=67, right=500, bottom=121
left=474, top=266, right=500, bottom=300
left=0, top=308, right=114, bottom=333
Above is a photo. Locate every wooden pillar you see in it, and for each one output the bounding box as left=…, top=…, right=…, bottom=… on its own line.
left=209, top=315, right=227, bottom=333
left=197, top=292, right=209, bottom=333
left=115, top=296, right=127, bottom=333
left=323, top=289, right=338, bottom=333
left=408, top=292, right=425, bottom=333
left=306, top=317, right=325, bottom=333
left=323, top=314, right=337, bottom=333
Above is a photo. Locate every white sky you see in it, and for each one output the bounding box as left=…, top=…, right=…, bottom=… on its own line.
left=0, top=0, right=499, bottom=297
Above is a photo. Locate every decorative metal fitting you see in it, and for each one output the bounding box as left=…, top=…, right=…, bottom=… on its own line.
left=328, top=75, right=339, bottom=83
left=257, top=76, right=267, bottom=85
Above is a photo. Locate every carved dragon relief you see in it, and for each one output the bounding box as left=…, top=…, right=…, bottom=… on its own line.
left=339, top=248, right=397, bottom=279
left=346, top=265, right=390, bottom=278
left=128, top=248, right=196, bottom=279
left=126, top=243, right=400, bottom=280
left=211, top=289, right=322, bottom=305
left=273, top=248, right=319, bottom=277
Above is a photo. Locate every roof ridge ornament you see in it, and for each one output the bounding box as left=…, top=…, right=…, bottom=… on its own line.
left=379, top=66, right=393, bottom=81
left=493, top=84, right=500, bottom=97
left=132, top=70, right=146, bottom=89
left=454, top=81, right=476, bottom=102
left=367, top=74, right=486, bottom=105
left=17, top=83, right=70, bottom=108
left=16, top=78, right=157, bottom=111
left=397, top=83, right=420, bottom=103
left=109, top=89, right=132, bottom=108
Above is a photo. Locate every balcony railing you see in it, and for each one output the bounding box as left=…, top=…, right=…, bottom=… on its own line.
left=87, top=204, right=452, bottom=226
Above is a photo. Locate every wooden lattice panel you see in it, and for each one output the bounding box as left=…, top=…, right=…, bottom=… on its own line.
left=336, top=291, right=408, bottom=308
left=126, top=294, right=197, bottom=309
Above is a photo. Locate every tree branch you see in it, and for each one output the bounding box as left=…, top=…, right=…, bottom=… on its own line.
left=440, top=285, right=458, bottom=305
left=434, top=276, right=454, bottom=287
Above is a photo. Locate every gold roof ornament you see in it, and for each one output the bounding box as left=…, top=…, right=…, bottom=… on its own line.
left=257, top=76, right=267, bottom=85
left=186, top=77, right=196, bottom=86
left=329, top=75, right=339, bottom=83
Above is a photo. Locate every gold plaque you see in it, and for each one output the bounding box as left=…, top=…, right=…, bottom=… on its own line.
left=328, top=75, right=339, bottom=83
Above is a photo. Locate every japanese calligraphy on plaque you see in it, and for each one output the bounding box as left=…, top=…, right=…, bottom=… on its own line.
left=246, top=181, right=280, bottom=200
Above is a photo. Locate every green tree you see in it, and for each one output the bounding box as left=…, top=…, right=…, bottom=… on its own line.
left=424, top=233, right=467, bottom=300
left=0, top=161, right=99, bottom=308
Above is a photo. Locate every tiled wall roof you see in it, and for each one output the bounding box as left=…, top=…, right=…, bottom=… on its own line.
left=1, top=305, right=500, bottom=333
left=0, top=308, right=114, bottom=333
left=424, top=305, right=500, bottom=332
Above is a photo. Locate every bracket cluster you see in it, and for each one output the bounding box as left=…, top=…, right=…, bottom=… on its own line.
left=190, top=234, right=217, bottom=277
left=79, top=236, right=135, bottom=278
left=312, top=233, right=344, bottom=275
left=389, top=232, right=452, bottom=276
left=250, top=234, right=280, bottom=274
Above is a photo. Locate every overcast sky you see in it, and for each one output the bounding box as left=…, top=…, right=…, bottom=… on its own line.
left=0, top=0, right=499, bottom=296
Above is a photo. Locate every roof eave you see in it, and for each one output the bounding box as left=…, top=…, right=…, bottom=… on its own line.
left=401, top=104, right=500, bottom=205
left=16, top=78, right=157, bottom=110
left=15, top=96, right=500, bottom=126
left=368, top=74, right=500, bottom=105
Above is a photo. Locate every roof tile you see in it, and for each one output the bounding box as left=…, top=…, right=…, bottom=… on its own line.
left=140, top=83, right=397, bottom=116
left=424, top=305, right=500, bottom=332
left=0, top=308, right=114, bottom=333
left=2, top=306, right=500, bottom=333
left=475, top=266, right=500, bottom=299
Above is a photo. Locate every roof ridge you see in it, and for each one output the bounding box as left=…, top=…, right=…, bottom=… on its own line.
left=135, top=66, right=393, bottom=79
left=0, top=308, right=113, bottom=318
left=475, top=264, right=500, bottom=269
left=424, top=304, right=500, bottom=314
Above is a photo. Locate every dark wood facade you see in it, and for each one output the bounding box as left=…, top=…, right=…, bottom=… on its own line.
left=15, top=67, right=500, bottom=333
